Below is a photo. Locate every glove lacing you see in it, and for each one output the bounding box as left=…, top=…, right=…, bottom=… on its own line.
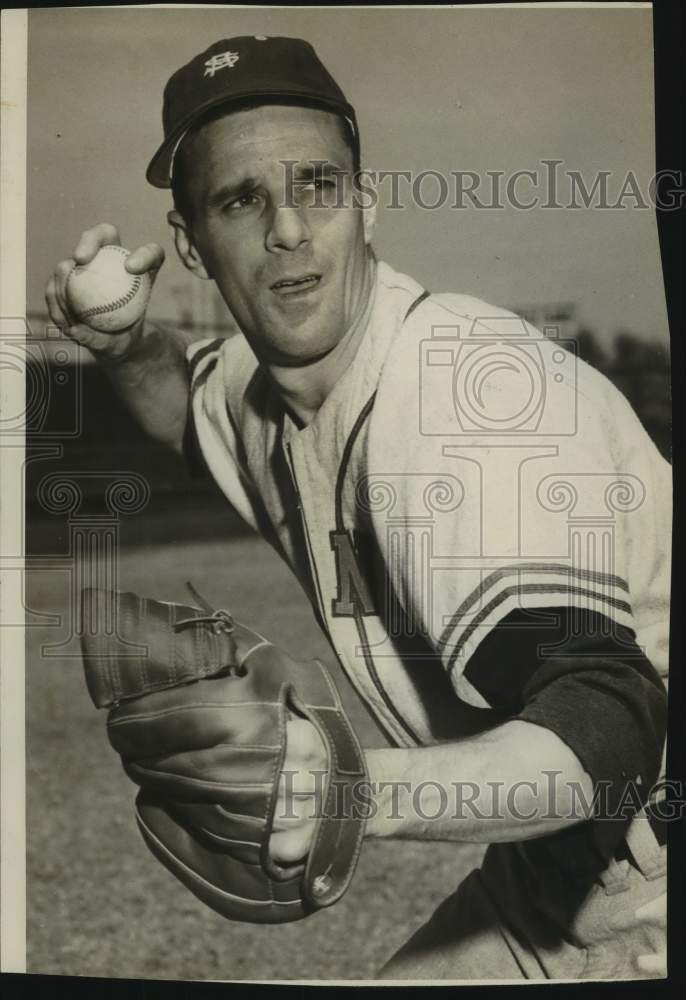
left=173, top=581, right=235, bottom=635
left=173, top=581, right=246, bottom=677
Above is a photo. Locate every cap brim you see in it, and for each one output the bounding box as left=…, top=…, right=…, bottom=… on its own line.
left=146, top=89, right=357, bottom=189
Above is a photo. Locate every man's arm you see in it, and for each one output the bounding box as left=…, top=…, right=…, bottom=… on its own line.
left=271, top=610, right=666, bottom=863
left=364, top=610, right=666, bottom=845
left=95, top=320, right=191, bottom=456
left=273, top=718, right=593, bottom=863
left=45, top=222, right=191, bottom=455
left=364, top=718, right=593, bottom=843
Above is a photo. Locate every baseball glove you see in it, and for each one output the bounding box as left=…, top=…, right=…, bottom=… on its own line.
left=79, top=583, right=368, bottom=923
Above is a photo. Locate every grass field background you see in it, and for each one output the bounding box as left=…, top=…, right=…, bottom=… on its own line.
left=27, top=533, right=485, bottom=982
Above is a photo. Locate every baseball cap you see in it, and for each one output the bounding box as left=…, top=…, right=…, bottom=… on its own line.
left=146, top=35, right=359, bottom=188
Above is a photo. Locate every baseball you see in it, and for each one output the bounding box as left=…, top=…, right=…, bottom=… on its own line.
left=66, top=244, right=153, bottom=332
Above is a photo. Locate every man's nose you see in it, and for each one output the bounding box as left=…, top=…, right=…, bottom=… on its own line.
left=265, top=205, right=311, bottom=252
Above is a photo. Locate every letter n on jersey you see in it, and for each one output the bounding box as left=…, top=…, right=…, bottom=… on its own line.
left=330, top=531, right=376, bottom=617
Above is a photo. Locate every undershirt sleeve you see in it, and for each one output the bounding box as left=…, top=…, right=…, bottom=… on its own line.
left=182, top=394, right=212, bottom=480
left=463, top=607, right=667, bottom=866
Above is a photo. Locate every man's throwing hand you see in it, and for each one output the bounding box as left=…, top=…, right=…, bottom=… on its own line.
left=45, top=222, right=163, bottom=360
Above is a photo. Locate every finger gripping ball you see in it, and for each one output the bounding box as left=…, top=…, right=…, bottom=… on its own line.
left=66, top=244, right=153, bottom=332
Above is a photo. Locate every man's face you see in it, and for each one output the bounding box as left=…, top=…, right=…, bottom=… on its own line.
left=174, top=104, right=374, bottom=365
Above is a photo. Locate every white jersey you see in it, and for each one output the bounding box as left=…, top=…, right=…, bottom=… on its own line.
left=187, top=260, right=671, bottom=749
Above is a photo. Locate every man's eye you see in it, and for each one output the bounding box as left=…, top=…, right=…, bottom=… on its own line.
left=294, top=178, right=341, bottom=205
left=224, top=193, right=259, bottom=212
left=300, top=179, right=336, bottom=192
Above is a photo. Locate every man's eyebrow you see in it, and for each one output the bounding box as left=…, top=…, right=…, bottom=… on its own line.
left=206, top=177, right=259, bottom=209
left=289, top=161, right=350, bottom=179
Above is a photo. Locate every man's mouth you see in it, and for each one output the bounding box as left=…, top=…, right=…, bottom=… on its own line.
left=270, top=274, right=322, bottom=296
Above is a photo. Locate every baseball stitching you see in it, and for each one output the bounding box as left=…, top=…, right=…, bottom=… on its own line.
left=68, top=245, right=144, bottom=318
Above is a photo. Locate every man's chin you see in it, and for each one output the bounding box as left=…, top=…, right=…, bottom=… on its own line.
left=269, top=341, right=337, bottom=368
left=257, top=315, right=341, bottom=367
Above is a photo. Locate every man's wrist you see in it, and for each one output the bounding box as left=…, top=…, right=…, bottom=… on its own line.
left=92, top=318, right=156, bottom=368
left=363, top=748, right=414, bottom=839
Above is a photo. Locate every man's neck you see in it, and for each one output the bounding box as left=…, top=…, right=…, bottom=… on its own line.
left=265, top=256, right=377, bottom=428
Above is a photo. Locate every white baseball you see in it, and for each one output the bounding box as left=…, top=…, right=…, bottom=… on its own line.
left=66, top=244, right=153, bottom=333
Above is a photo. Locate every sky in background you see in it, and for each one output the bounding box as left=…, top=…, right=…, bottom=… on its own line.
left=27, top=5, right=668, bottom=346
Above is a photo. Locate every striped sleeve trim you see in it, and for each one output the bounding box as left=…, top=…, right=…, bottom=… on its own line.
left=439, top=564, right=633, bottom=677
left=190, top=356, right=220, bottom=398
left=187, top=337, right=225, bottom=381
left=439, top=563, right=629, bottom=645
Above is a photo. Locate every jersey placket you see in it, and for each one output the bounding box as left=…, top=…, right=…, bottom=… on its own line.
left=282, top=427, right=423, bottom=748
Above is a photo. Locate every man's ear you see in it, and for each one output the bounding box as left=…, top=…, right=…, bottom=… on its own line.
left=167, top=210, right=212, bottom=280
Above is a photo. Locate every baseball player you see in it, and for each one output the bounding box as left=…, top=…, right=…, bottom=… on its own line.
left=46, top=36, right=670, bottom=980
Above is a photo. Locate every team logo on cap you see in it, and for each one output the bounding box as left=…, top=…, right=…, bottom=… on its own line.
left=204, top=51, right=240, bottom=78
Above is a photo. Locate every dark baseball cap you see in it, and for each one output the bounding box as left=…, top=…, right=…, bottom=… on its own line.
left=146, top=35, right=358, bottom=188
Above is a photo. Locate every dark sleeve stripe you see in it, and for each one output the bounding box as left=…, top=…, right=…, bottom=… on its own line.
left=403, top=289, right=430, bottom=320
left=439, top=563, right=629, bottom=651
left=189, top=356, right=219, bottom=397
left=187, top=338, right=225, bottom=380
left=445, top=583, right=633, bottom=673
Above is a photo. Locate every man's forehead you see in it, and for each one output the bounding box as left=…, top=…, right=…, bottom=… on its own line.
left=189, top=103, right=350, bottom=158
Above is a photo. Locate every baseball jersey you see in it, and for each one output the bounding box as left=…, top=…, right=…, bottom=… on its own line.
left=186, top=259, right=669, bottom=866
